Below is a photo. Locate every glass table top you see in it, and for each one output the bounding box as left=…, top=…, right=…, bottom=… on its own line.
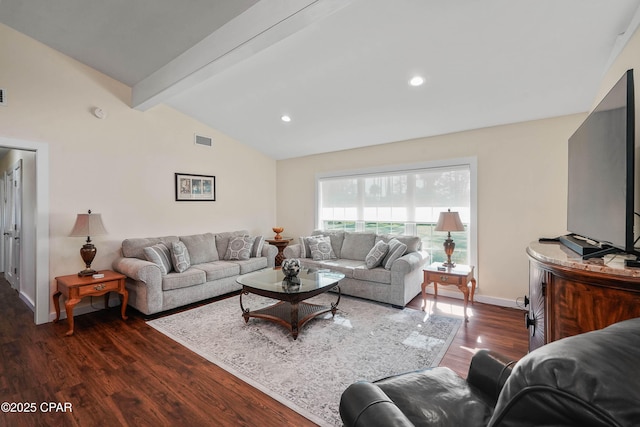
left=237, top=268, right=345, bottom=294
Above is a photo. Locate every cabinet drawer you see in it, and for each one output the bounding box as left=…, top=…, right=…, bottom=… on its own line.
left=78, top=280, right=120, bottom=296
left=427, top=272, right=463, bottom=284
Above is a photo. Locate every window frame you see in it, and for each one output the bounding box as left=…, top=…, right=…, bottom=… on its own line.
left=315, top=157, right=478, bottom=270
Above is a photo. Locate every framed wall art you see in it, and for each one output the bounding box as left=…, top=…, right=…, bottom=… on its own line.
left=175, top=173, right=216, bottom=201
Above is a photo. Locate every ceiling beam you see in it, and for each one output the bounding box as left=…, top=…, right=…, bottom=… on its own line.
left=132, top=0, right=353, bottom=111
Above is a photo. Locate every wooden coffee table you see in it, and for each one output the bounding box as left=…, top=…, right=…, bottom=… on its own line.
left=236, top=268, right=344, bottom=339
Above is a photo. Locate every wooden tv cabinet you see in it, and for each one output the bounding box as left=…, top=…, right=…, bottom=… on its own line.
left=526, top=242, right=640, bottom=352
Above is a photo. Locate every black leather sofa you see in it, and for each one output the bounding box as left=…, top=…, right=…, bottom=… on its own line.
left=340, top=317, right=640, bottom=426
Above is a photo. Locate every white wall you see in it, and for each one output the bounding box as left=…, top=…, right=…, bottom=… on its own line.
left=276, top=114, right=584, bottom=305
left=0, top=23, right=277, bottom=321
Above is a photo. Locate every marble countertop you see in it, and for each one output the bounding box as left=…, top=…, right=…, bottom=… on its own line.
left=527, top=241, right=640, bottom=278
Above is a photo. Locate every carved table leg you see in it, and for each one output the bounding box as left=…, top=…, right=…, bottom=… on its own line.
left=64, top=298, right=81, bottom=336
left=119, top=288, right=129, bottom=320
left=53, top=291, right=62, bottom=322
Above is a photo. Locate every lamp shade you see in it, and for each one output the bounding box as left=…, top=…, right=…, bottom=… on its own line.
left=69, top=210, right=108, bottom=238
left=435, top=210, right=465, bottom=232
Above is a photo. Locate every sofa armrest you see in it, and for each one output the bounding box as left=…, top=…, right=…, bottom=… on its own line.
left=339, top=382, right=414, bottom=427
left=390, top=250, right=429, bottom=274
left=283, top=243, right=303, bottom=259
left=112, top=256, right=162, bottom=285
left=467, top=349, right=516, bottom=406
left=262, top=243, right=278, bottom=268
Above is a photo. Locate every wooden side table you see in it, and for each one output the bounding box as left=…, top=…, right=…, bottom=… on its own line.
left=53, top=270, right=128, bottom=336
left=266, top=238, right=293, bottom=267
left=422, top=263, right=476, bottom=322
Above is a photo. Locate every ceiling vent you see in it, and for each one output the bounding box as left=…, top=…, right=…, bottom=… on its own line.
left=0, top=89, right=6, bottom=106
left=194, top=134, right=212, bottom=147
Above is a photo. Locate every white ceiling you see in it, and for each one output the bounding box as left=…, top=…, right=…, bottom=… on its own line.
left=2, top=0, right=640, bottom=160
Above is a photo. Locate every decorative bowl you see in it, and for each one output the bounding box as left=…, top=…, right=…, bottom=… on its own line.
left=272, top=227, right=284, bottom=240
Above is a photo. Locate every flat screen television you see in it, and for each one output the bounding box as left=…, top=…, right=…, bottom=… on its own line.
left=566, top=69, right=636, bottom=257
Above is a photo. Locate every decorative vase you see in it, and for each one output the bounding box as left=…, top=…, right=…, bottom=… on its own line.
left=281, top=258, right=301, bottom=278
left=272, top=227, right=284, bottom=240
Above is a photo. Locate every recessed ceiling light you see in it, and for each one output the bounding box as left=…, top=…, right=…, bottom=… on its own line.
left=281, top=115, right=291, bottom=122
left=409, top=76, right=425, bottom=87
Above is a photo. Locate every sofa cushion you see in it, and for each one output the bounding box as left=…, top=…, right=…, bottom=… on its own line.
left=365, top=240, right=389, bottom=269
left=122, top=236, right=179, bottom=259
left=162, top=268, right=206, bottom=291
left=171, top=241, right=191, bottom=273
left=305, top=259, right=365, bottom=279
left=383, top=238, right=407, bottom=270
left=309, top=236, right=337, bottom=261
left=224, top=235, right=254, bottom=260
left=353, top=265, right=392, bottom=284
left=179, top=233, right=219, bottom=264
left=215, top=230, right=249, bottom=258
left=341, top=232, right=377, bottom=261
left=377, top=234, right=421, bottom=253
left=192, top=261, right=240, bottom=281
left=299, top=235, right=320, bottom=258
left=229, top=257, right=269, bottom=274
left=143, top=243, right=173, bottom=275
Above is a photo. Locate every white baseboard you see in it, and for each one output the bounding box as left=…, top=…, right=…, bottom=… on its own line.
left=47, top=295, right=116, bottom=322
left=423, top=288, right=526, bottom=310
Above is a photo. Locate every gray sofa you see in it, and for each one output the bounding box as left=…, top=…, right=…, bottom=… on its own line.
left=283, top=230, right=430, bottom=307
left=112, top=230, right=277, bottom=315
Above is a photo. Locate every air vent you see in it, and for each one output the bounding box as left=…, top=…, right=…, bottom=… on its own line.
left=194, top=134, right=212, bottom=147
left=0, top=88, right=6, bottom=106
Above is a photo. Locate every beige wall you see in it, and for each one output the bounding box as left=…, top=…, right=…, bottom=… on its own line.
left=276, top=114, right=584, bottom=305
left=0, top=24, right=277, bottom=319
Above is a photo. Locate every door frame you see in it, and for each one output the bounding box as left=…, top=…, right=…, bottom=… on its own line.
left=0, top=136, right=49, bottom=325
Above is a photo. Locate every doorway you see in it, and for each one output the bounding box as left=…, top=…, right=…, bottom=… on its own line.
left=0, top=137, right=49, bottom=325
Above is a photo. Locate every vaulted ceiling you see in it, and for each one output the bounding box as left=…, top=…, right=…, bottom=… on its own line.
left=2, top=0, right=640, bottom=159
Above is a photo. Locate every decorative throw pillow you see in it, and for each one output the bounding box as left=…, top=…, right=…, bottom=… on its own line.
left=365, top=240, right=389, bottom=269
left=171, top=241, right=191, bottom=273
left=300, top=235, right=323, bottom=258
left=251, top=235, right=265, bottom=258
left=225, top=235, right=254, bottom=260
left=143, top=243, right=172, bottom=275
left=308, top=236, right=336, bottom=261
left=383, top=238, right=407, bottom=270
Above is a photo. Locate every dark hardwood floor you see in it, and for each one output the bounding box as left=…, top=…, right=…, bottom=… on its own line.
left=0, top=278, right=528, bottom=427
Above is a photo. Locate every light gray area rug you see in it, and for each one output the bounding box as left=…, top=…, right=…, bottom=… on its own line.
left=147, top=293, right=461, bottom=426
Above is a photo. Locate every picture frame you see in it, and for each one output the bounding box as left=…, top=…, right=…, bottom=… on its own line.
left=175, top=173, right=216, bottom=201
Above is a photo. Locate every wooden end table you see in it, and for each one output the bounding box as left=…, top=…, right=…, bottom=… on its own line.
left=53, top=270, right=128, bottom=336
left=266, top=238, right=293, bottom=267
left=422, top=263, right=476, bottom=322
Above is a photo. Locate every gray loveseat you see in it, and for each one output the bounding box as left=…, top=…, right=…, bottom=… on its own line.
left=112, top=230, right=277, bottom=315
left=283, top=230, right=429, bottom=307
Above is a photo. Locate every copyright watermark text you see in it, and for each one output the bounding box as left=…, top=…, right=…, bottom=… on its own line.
left=1, top=401, right=73, bottom=413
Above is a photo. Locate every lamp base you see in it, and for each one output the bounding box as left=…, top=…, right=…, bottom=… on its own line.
left=78, top=268, right=98, bottom=277
left=441, top=261, right=456, bottom=268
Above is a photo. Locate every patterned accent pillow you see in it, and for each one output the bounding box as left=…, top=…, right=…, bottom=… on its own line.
left=171, top=241, right=191, bottom=273
left=309, top=236, right=336, bottom=261
left=365, top=240, right=389, bottom=269
left=383, top=238, right=407, bottom=270
left=251, top=236, right=265, bottom=258
left=225, top=235, right=254, bottom=260
left=143, top=243, right=172, bottom=275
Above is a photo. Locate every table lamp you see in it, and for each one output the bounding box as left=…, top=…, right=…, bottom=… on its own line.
left=435, top=209, right=465, bottom=267
left=70, top=210, right=108, bottom=276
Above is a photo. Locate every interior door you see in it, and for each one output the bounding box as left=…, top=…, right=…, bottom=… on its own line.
left=4, top=160, right=21, bottom=290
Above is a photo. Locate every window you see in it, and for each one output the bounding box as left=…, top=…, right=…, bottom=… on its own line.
left=317, top=158, right=476, bottom=266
